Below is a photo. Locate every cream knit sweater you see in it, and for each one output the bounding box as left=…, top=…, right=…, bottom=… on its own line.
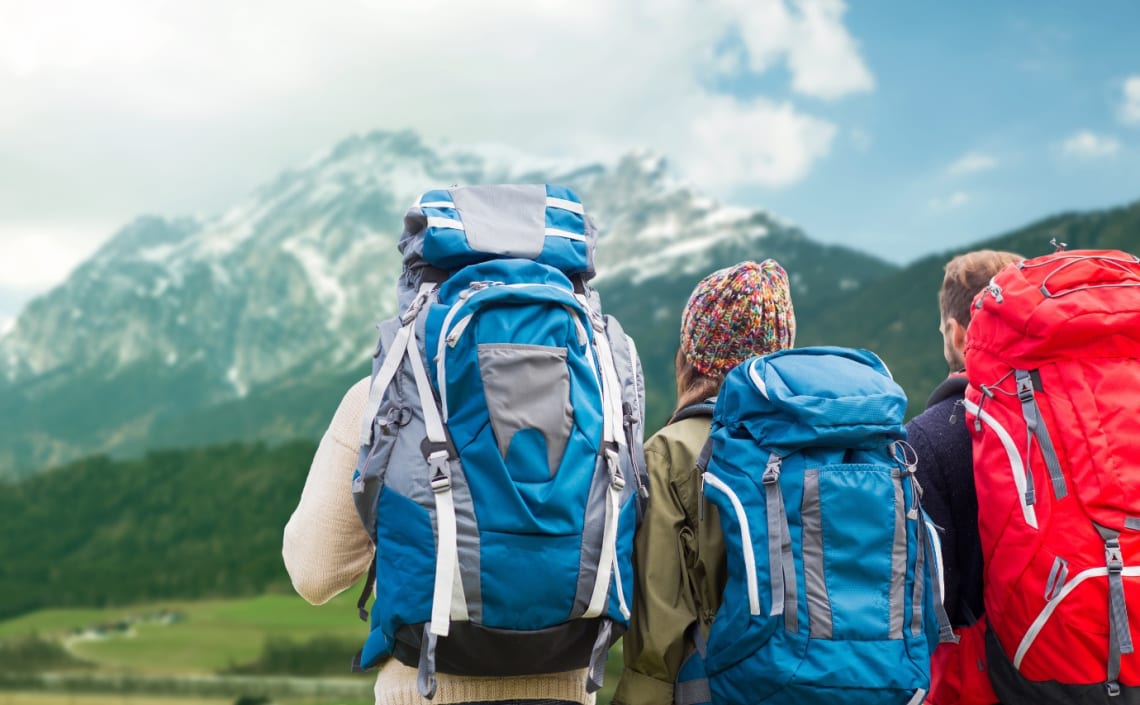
left=282, top=377, right=594, bottom=705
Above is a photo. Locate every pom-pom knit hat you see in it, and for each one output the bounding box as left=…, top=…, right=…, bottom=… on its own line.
left=680, top=259, right=796, bottom=377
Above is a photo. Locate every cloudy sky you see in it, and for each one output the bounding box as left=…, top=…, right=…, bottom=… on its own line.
left=2, top=0, right=1140, bottom=329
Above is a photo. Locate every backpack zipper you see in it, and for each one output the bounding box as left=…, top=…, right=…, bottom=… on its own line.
left=436, top=281, right=589, bottom=421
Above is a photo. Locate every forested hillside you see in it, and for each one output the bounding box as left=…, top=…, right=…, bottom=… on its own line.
left=0, top=441, right=316, bottom=620
left=810, top=199, right=1140, bottom=407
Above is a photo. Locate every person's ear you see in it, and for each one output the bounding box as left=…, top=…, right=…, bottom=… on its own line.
left=949, top=317, right=968, bottom=357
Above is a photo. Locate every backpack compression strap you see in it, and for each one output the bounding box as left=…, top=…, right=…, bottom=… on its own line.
left=1013, top=369, right=1067, bottom=502
left=351, top=279, right=463, bottom=699
left=578, top=297, right=634, bottom=694
left=352, top=281, right=438, bottom=637
left=890, top=442, right=957, bottom=645
left=358, top=282, right=437, bottom=447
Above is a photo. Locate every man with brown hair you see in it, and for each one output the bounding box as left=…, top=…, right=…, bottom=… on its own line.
left=909, top=249, right=1022, bottom=704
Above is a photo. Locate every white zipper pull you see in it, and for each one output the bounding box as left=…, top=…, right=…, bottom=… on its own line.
left=975, top=277, right=1004, bottom=308
left=446, top=314, right=474, bottom=347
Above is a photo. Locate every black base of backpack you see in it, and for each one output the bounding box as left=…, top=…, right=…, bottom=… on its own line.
left=391, top=617, right=622, bottom=677
left=987, top=626, right=1140, bottom=704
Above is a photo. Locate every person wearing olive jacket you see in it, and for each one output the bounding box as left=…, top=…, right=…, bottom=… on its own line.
left=613, top=259, right=796, bottom=705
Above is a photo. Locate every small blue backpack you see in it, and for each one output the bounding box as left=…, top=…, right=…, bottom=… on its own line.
left=681, top=347, right=954, bottom=705
left=351, top=185, right=646, bottom=697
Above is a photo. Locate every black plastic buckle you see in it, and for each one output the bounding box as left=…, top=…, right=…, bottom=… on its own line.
left=420, top=437, right=455, bottom=462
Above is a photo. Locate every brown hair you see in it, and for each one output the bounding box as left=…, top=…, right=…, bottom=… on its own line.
left=672, top=348, right=722, bottom=419
left=939, top=249, right=1023, bottom=327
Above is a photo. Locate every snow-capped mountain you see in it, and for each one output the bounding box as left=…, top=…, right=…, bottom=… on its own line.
left=0, top=130, right=895, bottom=477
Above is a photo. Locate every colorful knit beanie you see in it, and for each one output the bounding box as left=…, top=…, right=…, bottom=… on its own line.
left=680, top=259, right=796, bottom=377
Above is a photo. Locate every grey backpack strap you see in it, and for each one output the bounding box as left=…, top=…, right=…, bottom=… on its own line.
left=586, top=619, right=613, bottom=694
left=359, top=281, right=437, bottom=447
left=416, top=627, right=438, bottom=699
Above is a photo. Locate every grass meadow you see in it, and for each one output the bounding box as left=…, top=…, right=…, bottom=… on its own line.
left=0, top=589, right=622, bottom=704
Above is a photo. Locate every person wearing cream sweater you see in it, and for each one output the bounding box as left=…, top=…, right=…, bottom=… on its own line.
left=282, top=377, right=594, bottom=705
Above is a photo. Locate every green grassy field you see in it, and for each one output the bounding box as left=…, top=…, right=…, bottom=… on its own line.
left=0, top=695, right=371, bottom=705
left=0, top=591, right=623, bottom=704
left=0, top=695, right=234, bottom=705
left=0, top=591, right=363, bottom=675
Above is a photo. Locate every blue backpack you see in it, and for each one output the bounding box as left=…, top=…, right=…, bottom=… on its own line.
left=681, top=347, right=954, bottom=705
left=351, top=185, right=646, bottom=697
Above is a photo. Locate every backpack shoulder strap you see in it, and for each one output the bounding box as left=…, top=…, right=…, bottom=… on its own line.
left=669, top=399, right=716, bottom=425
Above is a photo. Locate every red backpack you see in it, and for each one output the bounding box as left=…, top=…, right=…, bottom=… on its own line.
left=963, top=248, right=1140, bottom=703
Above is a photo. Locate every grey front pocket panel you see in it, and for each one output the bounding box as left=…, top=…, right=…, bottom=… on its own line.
left=478, top=343, right=573, bottom=480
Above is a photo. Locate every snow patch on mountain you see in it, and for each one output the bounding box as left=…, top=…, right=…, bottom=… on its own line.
left=0, top=129, right=787, bottom=392
left=281, top=225, right=349, bottom=326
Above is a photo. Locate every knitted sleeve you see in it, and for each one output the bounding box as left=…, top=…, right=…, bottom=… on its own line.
left=282, top=377, right=374, bottom=605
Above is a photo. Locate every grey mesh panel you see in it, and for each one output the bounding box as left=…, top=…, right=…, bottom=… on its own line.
left=889, top=469, right=907, bottom=639
left=478, top=343, right=573, bottom=476
left=451, top=184, right=547, bottom=259
left=571, top=454, right=610, bottom=618
left=800, top=469, right=832, bottom=639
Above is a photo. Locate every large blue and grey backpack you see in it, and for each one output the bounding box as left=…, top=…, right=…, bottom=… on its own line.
left=351, top=184, right=646, bottom=697
left=682, top=347, right=954, bottom=705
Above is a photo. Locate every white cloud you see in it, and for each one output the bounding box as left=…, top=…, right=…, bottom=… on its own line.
left=1121, top=76, right=1140, bottom=125
left=725, top=0, right=875, bottom=100
left=947, top=151, right=998, bottom=176
left=0, top=0, right=874, bottom=294
left=929, top=192, right=971, bottom=211
left=1060, top=130, right=1121, bottom=158
left=0, top=222, right=111, bottom=289
left=682, top=97, right=838, bottom=189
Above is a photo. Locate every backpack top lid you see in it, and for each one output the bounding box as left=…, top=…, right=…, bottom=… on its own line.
left=966, top=248, right=1140, bottom=366
left=716, top=346, right=907, bottom=455
left=397, top=184, right=597, bottom=280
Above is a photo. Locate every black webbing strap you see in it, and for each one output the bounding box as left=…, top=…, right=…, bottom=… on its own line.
left=420, top=265, right=450, bottom=284
left=669, top=399, right=716, bottom=425
left=356, top=560, right=377, bottom=622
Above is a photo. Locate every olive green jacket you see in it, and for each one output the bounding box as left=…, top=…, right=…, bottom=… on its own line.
left=613, top=414, right=726, bottom=705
